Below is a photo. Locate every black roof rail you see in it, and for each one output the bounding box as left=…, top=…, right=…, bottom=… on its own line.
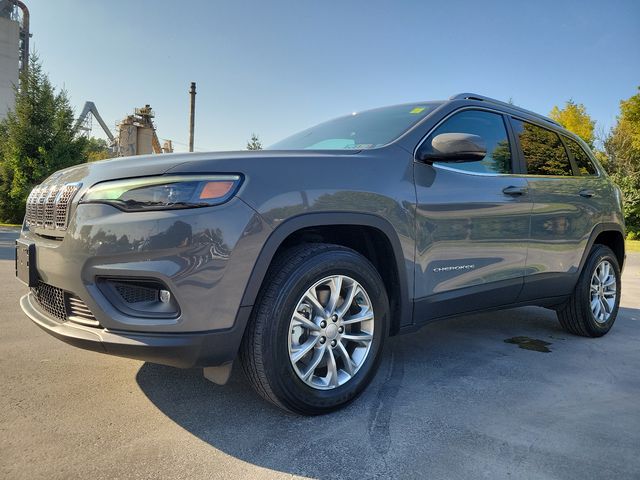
left=449, top=92, right=562, bottom=127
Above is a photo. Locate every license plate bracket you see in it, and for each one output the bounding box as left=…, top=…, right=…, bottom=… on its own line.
left=15, top=239, right=36, bottom=287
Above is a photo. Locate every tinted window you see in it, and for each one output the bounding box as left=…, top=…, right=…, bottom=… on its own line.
left=564, top=136, right=598, bottom=175
left=512, top=119, right=573, bottom=176
left=427, top=110, right=512, bottom=174
left=268, top=103, right=440, bottom=150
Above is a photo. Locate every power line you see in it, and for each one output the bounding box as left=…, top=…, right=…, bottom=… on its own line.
left=159, top=138, right=211, bottom=152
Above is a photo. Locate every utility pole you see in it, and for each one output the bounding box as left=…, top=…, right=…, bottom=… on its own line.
left=188, top=82, right=196, bottom=152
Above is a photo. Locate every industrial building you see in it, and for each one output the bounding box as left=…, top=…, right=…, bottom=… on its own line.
left=1, top=1, right=179, bottom=157
left=0, top=0, right=28, bottom=120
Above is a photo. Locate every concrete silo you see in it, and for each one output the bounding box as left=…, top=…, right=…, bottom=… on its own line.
left=0, top=0, right=29, bottom=120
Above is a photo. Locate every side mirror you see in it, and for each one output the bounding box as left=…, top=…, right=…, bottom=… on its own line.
left=417, top=133, right=487, bottom=164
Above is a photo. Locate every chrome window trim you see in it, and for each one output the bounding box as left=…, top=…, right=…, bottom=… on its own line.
left=432, top=163, right=512, bottom=177
left=414, top=105, right=603, bottom=179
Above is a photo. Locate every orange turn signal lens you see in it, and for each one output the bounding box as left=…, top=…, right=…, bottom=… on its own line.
left=199, top=181, right=235, bottom=200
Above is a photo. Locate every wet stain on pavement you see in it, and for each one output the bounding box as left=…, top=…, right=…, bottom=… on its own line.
left=504, top=336, right=552, bottom=353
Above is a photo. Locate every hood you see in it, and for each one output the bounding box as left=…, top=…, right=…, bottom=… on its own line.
left=44, top=149, right=362, bottom=187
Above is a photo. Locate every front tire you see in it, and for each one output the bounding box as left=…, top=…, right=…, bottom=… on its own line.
left=239, top=243, right=389, bottom=415
left=557, top=244, right=621, bottom=337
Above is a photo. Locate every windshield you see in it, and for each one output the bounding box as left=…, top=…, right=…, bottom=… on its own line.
left=268, top=102, right=441, bottom=150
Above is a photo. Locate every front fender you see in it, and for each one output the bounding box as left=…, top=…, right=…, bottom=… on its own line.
left=238, top=212, right=413, bottom=330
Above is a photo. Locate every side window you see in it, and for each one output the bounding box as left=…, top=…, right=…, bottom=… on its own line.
left=563, top=136, right=598, bottom=175
left=428, top=110, right=512, bottom=174
left=512, top=119, right=573, bottom=176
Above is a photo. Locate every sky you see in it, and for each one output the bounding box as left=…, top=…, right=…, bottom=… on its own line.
left=24, top=0, right=640, bottom=152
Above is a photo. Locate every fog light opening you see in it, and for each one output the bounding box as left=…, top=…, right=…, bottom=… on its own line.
left=96, top=278, right=180, bottom=319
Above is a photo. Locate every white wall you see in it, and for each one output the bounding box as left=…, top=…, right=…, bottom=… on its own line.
left=0, top=16, right=19, bottom=120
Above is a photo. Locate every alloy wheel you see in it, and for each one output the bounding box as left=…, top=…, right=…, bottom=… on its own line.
left=287, top=275, right=375, bottom=390
left=590, top=259, right=617, bottom=324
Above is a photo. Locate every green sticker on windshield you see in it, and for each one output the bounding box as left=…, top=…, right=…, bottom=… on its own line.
left=410, top=107, right=425, bottom=114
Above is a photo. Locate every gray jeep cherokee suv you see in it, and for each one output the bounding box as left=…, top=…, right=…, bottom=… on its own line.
left=16, top=93, right=625, bottom=414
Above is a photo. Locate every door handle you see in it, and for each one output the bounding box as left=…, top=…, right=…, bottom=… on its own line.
left=502, top=185, right=527, bottom=196
left=579, top=189, right=595, bottom=198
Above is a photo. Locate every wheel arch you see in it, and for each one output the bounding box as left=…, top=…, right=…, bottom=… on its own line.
left=580, top=223, right=626, bottom=272
left=239, top=212, right=412, bottom=336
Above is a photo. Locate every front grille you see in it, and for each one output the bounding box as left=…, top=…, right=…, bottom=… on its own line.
left=43, top=185, right=61, bottom=228
left=25, top=182, right=81, bottom=231
left=67, top=295, right=100, bottom=327
left=113, top=282, right=159, bottom=304
left=31, top=281, right=99, bottom=327
left=31, top=281, right=66, bottom=321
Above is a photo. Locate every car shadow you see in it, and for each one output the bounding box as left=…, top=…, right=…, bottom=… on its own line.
left=135, top=305, right=639, bottom=478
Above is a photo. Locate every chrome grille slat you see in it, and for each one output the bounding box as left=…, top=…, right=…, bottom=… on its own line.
left=55, top=183, right=81, bottom=230
left=35, top=188, right=48, bottom=226
left=25, top=182, right=81, bottom=232
left=26, top=188, right=39, bottom=225
left=67, top=295, right=100, bottom=327
left=43, top=186, right=61, bottom=228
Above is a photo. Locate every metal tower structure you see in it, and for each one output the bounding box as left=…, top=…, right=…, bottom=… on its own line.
left=116, top=105, right=172, bottom=156
left=0, top=0, right=28, bottom=119
left=76, top=101, right=116, bottom=143
left=0, top=0, right=29, bottom=72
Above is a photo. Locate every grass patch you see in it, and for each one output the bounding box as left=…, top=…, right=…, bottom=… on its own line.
left=626, top=240, right=640, bottom=253
left=0, top=223, right=20, bottom=228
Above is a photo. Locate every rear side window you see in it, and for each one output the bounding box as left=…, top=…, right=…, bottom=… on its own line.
left=427, top=110, right=512, bottom=174
left=563, top=136, right=598, bottom=175
left=512, top=119, right=573, bottom=176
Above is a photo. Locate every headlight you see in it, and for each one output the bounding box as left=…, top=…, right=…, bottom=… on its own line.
left=80, top=175, right=242, bottom=211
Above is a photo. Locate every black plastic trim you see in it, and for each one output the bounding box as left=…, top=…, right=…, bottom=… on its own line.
left=96, top=276, right=180, bottom=319
left=412, top=277, right=524, bottom=325
left=239, top=212, right=412, bottom=330
left=400, top=294, right=571, bottom=335
left=578, top=222, right=626, bottom=271
left=21, top=293, right=250, bottom=368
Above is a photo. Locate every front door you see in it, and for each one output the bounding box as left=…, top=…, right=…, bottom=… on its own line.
left=413, top=109, right=532, bottom=322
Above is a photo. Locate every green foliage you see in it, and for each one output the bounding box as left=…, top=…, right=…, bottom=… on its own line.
left=619, top=86, right=640, bottom=151
left=599, top=87, right=640, bottom=233
left=610, top=171, right=640, bottom=232
left=627, top=231, right=638, bottom=241
left=519, top=121, right=571, bottom=176
left=550, top=100, right=595, bottom=147
left=85, top=137, right=113, bottom=162
left=246, top=133, right=263, bottom=150
left=0, top=55, right=88, bottom=223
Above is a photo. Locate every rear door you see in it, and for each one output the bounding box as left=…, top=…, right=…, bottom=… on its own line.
left=413, top=109, right=532, bottom=321
left=510, top=119, right=604, bottom=301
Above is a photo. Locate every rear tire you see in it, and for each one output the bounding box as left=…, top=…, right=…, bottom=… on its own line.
left=557, top=244, right=621, bottom=337
left=239, top=243, right=389, bottom=415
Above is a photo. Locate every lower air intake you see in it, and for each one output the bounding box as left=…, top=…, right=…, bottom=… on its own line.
left=30, top=281, right=99, bottom=327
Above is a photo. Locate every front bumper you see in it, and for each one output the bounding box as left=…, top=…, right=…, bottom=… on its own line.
left=19, top=198, right=269, bottom=333
left=21, top=293, right=251, bottom=368
left=17, top=195, right=273, bottom=367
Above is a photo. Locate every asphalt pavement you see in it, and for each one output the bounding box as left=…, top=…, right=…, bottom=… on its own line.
left=1, top=225, right=639, bottom=479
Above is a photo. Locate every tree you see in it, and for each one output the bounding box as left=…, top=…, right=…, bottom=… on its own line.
left=85, top=137, right=113, bottom=162
left=598, top=87, right=640, bottom=234
left=549, top=100, right=595, bottom=147
left=0, top=54, right=88, bottom=223
left=246, top=133, right=263, bottom=150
